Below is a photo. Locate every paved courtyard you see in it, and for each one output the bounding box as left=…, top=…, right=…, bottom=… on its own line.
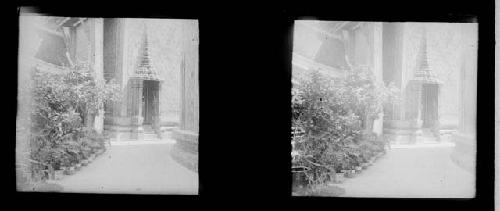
left=336, top=144, right=475, bottom=198
left=51, top=142, right=198, bottom=195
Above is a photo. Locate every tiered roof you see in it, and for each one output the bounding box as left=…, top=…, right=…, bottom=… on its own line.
left=131, top=24, right=162, bottom=81
left=411, top=30, right=442, bottom=85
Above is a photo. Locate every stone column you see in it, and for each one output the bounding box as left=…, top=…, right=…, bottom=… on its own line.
left=450, top=42, right=477, bottom=174
left=382, top=23, right=417, bottom=144
left=129, top=79, right=144, bottom=140
left=154, top=82, right=162, bottom=138
left=91, top=18, right=105, bottom=134
left=171, top=21, right=199, bottom=172
left=371, top=23, right=384, bottom=136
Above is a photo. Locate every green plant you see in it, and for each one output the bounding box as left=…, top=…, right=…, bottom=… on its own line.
left=291, top=68, right=397, bottom=187
left=292, top=70, right=362, bottom=186
left=30, top=61, right=121, bottom=180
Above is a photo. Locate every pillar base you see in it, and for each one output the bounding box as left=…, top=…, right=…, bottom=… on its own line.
left=129, top=126, right=144, bottom=140
left=384, top=120, right=430, bottom=144
left=129, top=116, right=144, bottom=140
left=450, top=132, right=476, bottom=174
left=171, top=129, right=198, bottom=172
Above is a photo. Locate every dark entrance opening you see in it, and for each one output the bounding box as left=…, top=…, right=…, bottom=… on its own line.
left=142, top=80, right=159, bottom=127
left=419, top=83, right=441, bottom=141
left=421, top=83, right=439, bottom=129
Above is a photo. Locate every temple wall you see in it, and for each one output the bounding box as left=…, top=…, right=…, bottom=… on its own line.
left=292, top=22, right=323, bottom=59
left=180, top=21, right=199, bottom=133
left=75, top=19, right=92, bottom=63
left=353, top=23, right=374, bottom=67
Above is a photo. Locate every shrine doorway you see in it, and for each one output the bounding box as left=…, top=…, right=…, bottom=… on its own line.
left=417, top=83, right=441, bottom=141
left=142, top=80, right=160, bottom=127
left=421, top=83, right=439, bottom=129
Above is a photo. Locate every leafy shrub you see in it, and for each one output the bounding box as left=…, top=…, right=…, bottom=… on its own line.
left=292, top=68, right=399, bottom=188
left=30, top=62, right=121, bottom=179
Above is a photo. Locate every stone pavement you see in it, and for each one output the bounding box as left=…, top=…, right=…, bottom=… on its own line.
left=51, top=142, right=198, bottom=195
left=335, top=145, right=475, bottom=198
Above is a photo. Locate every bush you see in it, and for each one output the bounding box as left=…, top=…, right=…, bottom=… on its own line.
left=30, top=62, right=121, bottom=179
left=292, top=68, right=399, bottom=187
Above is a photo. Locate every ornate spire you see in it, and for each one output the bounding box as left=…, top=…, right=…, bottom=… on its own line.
left=132, top=23, right=162, bottom=81
left=411, top=28, right=442, bottom=84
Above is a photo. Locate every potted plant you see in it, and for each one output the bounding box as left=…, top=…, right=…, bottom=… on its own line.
left=32, top=170, right=44, bottom=182
left=89, top=153, right=96, bottom=161
left=54, top=168, right=64, bottom=180
left=292, top=166, right=310, bottom=192
left=75, top=162, right=82, bottom=170
left=65, top=166, right=76, bottom=175
left=51, top=160, right=66, bottom=180
left=344, top=169, right=356, bottom=178
left=81, top=150, right=90, bottom=165
left=361, top=162, right=369, bottom=169
left=333, top=168, right=346, bottom=184
left=354, top=165, right=363, bottom=173
left=45, top=165, right=55, bottom=180
left=97, top=148, right=104, bottom=156
left=369, top=157, right=375, bottom=165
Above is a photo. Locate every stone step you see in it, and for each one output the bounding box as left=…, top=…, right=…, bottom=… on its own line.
left=143, top=133, right=159, bottom=140
left=110, top=139, right=176, bottom=146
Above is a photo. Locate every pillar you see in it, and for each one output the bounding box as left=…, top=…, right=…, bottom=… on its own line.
left=91, top=18, right=105, bottom=134
left=171, top=21, right=199, bottom=172
left=154, top=82, right=162, bottom=138
left=371, top=23, right=384, bottom=136
left=450, top=41, right=477, bottom=174
left=129, top=79, right=144, bottom=140
left=382, top=23, right=417, bottom=144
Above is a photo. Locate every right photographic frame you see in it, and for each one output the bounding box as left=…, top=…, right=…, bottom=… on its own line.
left=291, top=20, right=477, bottom=198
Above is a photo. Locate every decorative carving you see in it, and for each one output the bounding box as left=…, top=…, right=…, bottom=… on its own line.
left=130, top=24, right=163, bottom=81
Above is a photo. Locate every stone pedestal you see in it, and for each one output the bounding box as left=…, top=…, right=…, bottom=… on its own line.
left=383, top=120, right=418, bottom=144
left=130, top=116, right=144, bottom=140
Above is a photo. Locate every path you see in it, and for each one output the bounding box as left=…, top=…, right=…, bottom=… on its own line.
left=51, top=142, right=198, bottom=195
left=336, top=144, right=475, bottom=198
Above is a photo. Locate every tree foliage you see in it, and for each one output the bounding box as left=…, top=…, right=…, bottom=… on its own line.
left=292, top=68, right=400, bottom=187
left=30, top=62, right=121, bottom=178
